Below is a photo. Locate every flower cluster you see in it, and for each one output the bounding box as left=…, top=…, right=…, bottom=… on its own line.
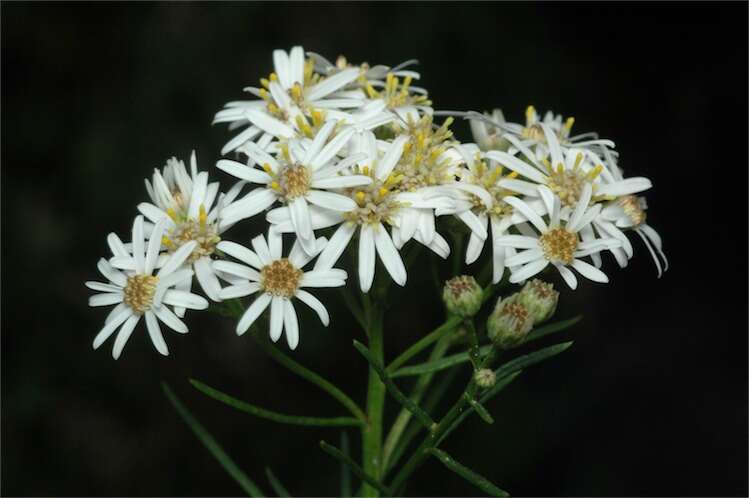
left=88, top=46, right=667, bottom=358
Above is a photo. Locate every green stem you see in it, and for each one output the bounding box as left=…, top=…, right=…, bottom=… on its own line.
left=389, top=349, right=497, bottom=495
left=385, top=315, right=462, bottom=374
left=381, top=333, right=452, bottom=472
left=361, top=298, right=385, bottom=497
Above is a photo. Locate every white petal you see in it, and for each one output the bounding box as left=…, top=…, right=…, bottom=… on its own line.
left=221, top=126, right=261, bottom=155
left=494, top=234, right=540, bottom=249
left=219, top=282, right=261, bottom=300
left=485, top=150, right=547, bottom=184
left=313, top=223, right=356, bottom=270
left=273, top=49, right=291, bottom=88
left=251, top=234, right=273, bottom=264
left=283, top=300, right=300, bottom=350
left=243, top=139, right=281, bottom=172
left=303, top=119, right=338, bottom=164
left=572, top=259, right=609, bottom=283
left=295, top=289, right=329, bottom=326
left=93, top=308, right=133, bottom=350
left=145, top=218, right=167, bottom=275
left=456, top=210, right=488, bottom=239
left=375, top=135, right=408, bottom=180
left=112, top=315, right=140, bottom=360
left=153, top=269, right=194, bottom=307
left=237, top=293, right=271, bottom=335
left=89, top=293, right=123, bottom=307
left=289, top=236, right=327, bottom=268
left=217, top=241, right=264, bottom=268
left=310, top=127, right=355, bottom=170
left=540, top=123, right=564, bottom=168
left=311, top=175, right=372, bottom=189
left=289, top=198, right=316, bottom=253
left=269, top=297, right=285, bottom=343
left=96, top=258, right=127, bottom=287
left=567, top=182, right=593, bottom=232
left=374, top=223, right=407, bottom=286
left=187, top=172, right=208, bottom=220
left=556, top=264, right=578, bottom=290
left=162, top=290, right=209, bottom=310
left=497, top=179, right=541, bottom=197
left=508, top=258, right=549, bottom=283
left=306, top=67, right=360, bottom=101
left=503, top=196, right=548, bottom=233
left=505, top=248, right=544, bottom=266
left=158, top=241, right=198, bottom=277
left=152, top=303, right=188, bottom=333
left=465, top=226, right=486, bottom=265
left=145, top=311, right=169, bottom=356
left=220, top=188, right=278, bottom=228
left=107, top=232, right=129, bottom=258
left=306, top=190, right=357, bottom=211
left=246, top=109, right=295, bottom=139
left=289, top=46, right=305, bottom=85
left=597, top=177, right=652, bottom=197
left=85, top=281, right=122, bottom=293
left=194, top=257, right=222, bottom=301
left=132, top=215, right=145, bottom=273
left=358, top=224, right=376, bottom=292
left=216, top=159, right=271, bottom=184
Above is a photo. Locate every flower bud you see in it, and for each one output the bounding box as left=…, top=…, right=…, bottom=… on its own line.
left=442, top=275, right=483, bottom=318
left=474, top=368, right=496, bottom=389
left=487, top=294, right=534, bottom=349
left=517, top=279, right=559, bottom=324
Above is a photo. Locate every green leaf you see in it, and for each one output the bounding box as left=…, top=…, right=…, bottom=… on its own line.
left=190, top=379, right=364, bottom=427
left=340, top=432, right=351, bottom=497
left=493, top=341, right=573, bottom=385
left=429, top=448, right=509, bottom=497
left=352, top=340, right=436, bottom=429
left=385, top=315, right=462, bottom=374
left=265, top=467, right=291, bottom=497
left=161, top=382, right=264, bottom=497
left=525, top=315, right=582, bottom=342
left=319, top=440, right=392, bottom=496
left=391, top=345, right=493, bottom=378
left=251, top=336, right=367, bottom=423
left=466, top=396, right=494, bottom=424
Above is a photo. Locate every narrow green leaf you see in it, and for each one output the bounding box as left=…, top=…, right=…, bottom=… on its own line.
left=352, top=340, right=436, bottom=429
left=525, top=316, right=582, bottom=342
left=437, top=371, right=522, bottom=446
left=319, top=441, right=392, bottom=496
left=161, top=382, right=264, bottom=497
left=467, top=396, right=494, bottom=424
left=385, top=315, right=462, bottom=374
left=391, top=345, right=493, bottom=378
left=190, top=379, right=363, bottom=427
left=429, top=448, right=509, bottom=497
left=493, top=341, right=573, bottom=385
left=251, top=337, right=367, bottom=423
left=340, top=432, right=351, bottom=497
left=265, top=467, right=291, bottom=497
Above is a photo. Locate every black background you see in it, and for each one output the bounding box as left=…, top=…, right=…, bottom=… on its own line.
left=2, top=2, right=747, bottom=496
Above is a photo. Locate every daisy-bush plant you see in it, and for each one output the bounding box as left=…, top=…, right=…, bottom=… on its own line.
left=89, top=46, right=667, bottom=497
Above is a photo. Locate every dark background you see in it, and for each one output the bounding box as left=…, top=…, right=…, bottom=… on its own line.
left=2, top=2, right=747, bottom=496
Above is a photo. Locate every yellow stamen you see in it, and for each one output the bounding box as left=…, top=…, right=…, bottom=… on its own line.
left=199, top=205, right=207, bottom=227
left=262, top=163, right=273, bottom=173
left=166, top=208, right=177, bottom=221
left=355, top=191, right=366, bottom=204
left=525, top=105, right=536, bottom=124
left=587, top=164, right=604, bottom=180
left=270, top=181, right=280, bottom=190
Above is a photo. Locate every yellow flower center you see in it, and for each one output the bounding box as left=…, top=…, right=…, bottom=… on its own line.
left=539, top=228, right=578, bottom=265
left=260, top=259, right=303, bottom=298
left=618, top=195, right=647, bottom=227
left=123, top=274, right=159, bottom=314
left=163, top=205, right=220, bottom=264
left=343, top=169, right=403, bottom=226
left=391, top=115, right=456, bottom=192
left=273, top=164, right=311, bottom=200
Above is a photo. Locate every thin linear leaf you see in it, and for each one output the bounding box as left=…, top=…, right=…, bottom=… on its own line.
left=162, top=382, right=264, bottom=497
left=319, top=440, right=392, bottom=496
left=525, top=315, right=581, bottom=342
left=429, top=448, right=509, bottom=497
left=467, top=396, right=494, bottom=424
left=191, top=379, right=363, bottom=427
left=493, top=341, right=573, bottom=384
left=352, top=340, right=435, bottom=429
left=391, top=345, right=493, bottom=378
left=437, top=371, right=522, bottom=447
left=340, top=432, right=351, bottom=497
left=251, top=336, right=367, bottom=422
left=386, top=315, right=462, bottom=374
left=265, top=467, right=291, bottom=497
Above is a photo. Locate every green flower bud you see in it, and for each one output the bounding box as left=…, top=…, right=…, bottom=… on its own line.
left=474, top=368, right=496, bottom=389
left=442, top=275, right=483, bottom=317
left=517, top=279, right=559, bottom=324
left=487, top=294, right=534, bottom=349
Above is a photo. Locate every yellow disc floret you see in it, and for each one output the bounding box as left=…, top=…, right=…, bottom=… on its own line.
left=539, top=228, right=579, bottom=265
left=123, top=274, right=159, bottom=314
left=260, top=259, right=303, bottom=298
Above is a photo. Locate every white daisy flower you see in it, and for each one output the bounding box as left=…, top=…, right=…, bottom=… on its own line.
left=444, top=143, right=529, bottom=283
left=361, top=71, right=432, bottom=123
left=136, top=152, right=242, bottom=305
left=87, top=216, right=208, bottom=359
left=310, top=131, right=435, bottom=292
left=217, top=120, right=371, bottom=255
left=213, top=46, right=366, bottom=153
left=491, top=123, right=651, bottom=210
left=495, top=184, right=622, bottom=290
left=214, top=231, right=345, bottom=350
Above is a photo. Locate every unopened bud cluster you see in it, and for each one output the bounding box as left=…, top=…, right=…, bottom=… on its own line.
left=442, top=275, right=483, bottom=317
left=487, top=279, right=559, bottom=349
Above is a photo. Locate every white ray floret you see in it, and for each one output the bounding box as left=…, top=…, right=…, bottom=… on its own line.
left=495, top=184, right=622, bottom=290
left=218, top=120, right=372, bottom=254
left=136, top=151, right=242, bottom=307
left=215, top=230, right=345, bottom=350
left=87, top=216, right=208, bottom=359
